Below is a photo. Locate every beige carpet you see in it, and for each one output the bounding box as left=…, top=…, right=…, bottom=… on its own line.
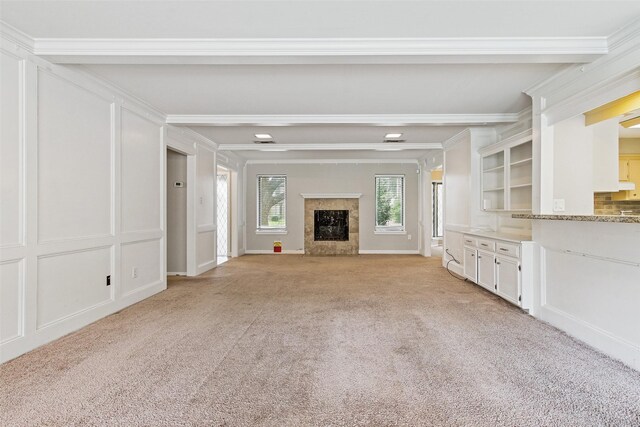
left=1, top=255, right=639, bottom=426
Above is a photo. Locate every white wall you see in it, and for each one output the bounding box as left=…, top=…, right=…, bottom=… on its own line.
left=526, top=21, right=640, bottom=370
left=533, top=221, right=640, bottom=370
left=0, top=36, right=217, bottom=363
left=552, top=115, right=594, bottom=215
left=245, top=162, right=420, bottom=253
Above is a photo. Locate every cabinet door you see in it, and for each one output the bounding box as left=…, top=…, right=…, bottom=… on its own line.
left=476, top=250, right=496, bottom=292
left=463, top=247, right=477, bottom=282
left=619, top=159, right=630, bottom=181
left=496, top=256, right=520, bottom=306
left=628, top=160, right=640, bottom=200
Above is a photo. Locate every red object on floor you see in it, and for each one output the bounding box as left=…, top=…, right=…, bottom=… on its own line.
left=274, top=246, right=282, bottom=253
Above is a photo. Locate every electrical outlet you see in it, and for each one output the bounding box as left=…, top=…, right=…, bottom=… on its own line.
left=131, top=267, right=138, bottom=279
left=407, top=234, right=412, bottom=240
left=106, top=275, right=111, bottom=286
left=553, top=199, right=565, bottom=212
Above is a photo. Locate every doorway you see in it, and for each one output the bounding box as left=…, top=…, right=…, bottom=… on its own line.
left=217, top=167, right=231, bottom=264
left=167, top=148, right=188, bottom=275
left=431, top=168, right=444, bottom=257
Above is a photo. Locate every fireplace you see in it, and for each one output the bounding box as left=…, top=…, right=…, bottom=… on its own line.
left=314, top=210, right=349, bottom=241
left=303, top=196, right=360, bottom=256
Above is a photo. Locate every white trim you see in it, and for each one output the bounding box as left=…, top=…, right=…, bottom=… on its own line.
left=246, top=159, right=420, bottom=165
left=539, top=304, right=640, bottom=371
left=374, top=230, right=407, bottom=235
left=220, top=143, right=441, bottom=151
left=375, top=174, right=406, bottom=231
left=196, top=259, right=216, bottom=275
left=255, top=229, right=288, bottom=235
left=245, top=249, right=304, bottom=254
left=525, top=18, right=640, bottom=124
left=166, top=272, right=187, bottom=276
left=168, top=113, right=517, bottom=126
left=358, top=250, right=420, bottom=254
left=478, top=128, right=532, bottom=156
left=300, top=193, right=362, bottom=199
left=0, top=22, right=35, bottom=53
left=30, top=36, right=607, bottom=64
left=441, top=128, right=472, bottom=150
left=197, top=224, right=216, bottom=233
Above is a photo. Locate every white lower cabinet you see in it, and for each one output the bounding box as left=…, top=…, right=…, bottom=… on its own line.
left=463, top=247, right=477, bottom=282
left=476, top=249, right=496, bottom=292
left=462, top=233, right=531, bottom=310
left=496, top=255, right=520, bottom=305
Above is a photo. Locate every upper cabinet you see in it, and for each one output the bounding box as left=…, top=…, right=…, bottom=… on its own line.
left=613, top=156, right=640, bottom=200
left=480, top=130, right=533, bottom=212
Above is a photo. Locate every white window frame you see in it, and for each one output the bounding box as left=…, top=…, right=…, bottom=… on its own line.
left=256, top=174, right=287, bottom=233
left=374, top=174, right=406, bottom=234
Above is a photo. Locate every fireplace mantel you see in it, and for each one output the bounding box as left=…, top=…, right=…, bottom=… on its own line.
left=300, top=193, right=362, bottom=199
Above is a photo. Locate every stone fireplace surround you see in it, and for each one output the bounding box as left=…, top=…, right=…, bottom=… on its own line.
left=302, top=193, right=361, bottom=256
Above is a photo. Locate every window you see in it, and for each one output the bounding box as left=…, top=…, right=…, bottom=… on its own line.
left=432, top=181, right=443, bottom=238
left=375, top=175, right=405, bottom=232
left=257, top=175, right=286, bottom=230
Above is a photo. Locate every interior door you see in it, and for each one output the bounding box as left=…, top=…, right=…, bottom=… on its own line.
left=496, top=256, right=520, bottom=306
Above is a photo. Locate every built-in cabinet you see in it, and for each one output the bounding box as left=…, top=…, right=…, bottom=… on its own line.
left=480, top=130, right=533, bottom=212
left=463, top=232, right=533, bottom=309
left=613, top=156, right=640, bottom=200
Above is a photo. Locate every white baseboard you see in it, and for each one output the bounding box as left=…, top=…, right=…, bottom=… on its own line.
left=444, top=261, right=464, bottom=277
left=238, top=249, right=246, bottom=256
left=245, top=249, right=304, bottom=254
left=196, top=259, right=216, bottom=275
left=539, top=305, right=640, bottom=371
left=167, top=272, right=186, bottom=276
left=358, top=250, right=420, bottom=255
left=0, top=279, right=166, bottom=364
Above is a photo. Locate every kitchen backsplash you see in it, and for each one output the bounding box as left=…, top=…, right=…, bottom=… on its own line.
left=594, top=193, right=640, bottom=215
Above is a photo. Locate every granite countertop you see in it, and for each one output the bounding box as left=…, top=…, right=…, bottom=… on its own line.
left=445, top=225, right=532, bottom=243
left=512, top=214, right=640, bottom=224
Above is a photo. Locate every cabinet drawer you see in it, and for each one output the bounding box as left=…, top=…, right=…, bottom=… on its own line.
left=496, top=241, right=520, bottom=258
left=477, top=239, right=495, bottom=251
left=463, top=235, right=477, bottom=247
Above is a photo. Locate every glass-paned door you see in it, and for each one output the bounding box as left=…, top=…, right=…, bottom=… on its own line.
left=217, top=174, right=228, bottom=257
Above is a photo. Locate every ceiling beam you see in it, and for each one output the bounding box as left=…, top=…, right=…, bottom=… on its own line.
left=218, top=143, right=442, bottom=151
left=33, top=36, right=608, bottom=65
left=167, top=114, right=518, bottom=127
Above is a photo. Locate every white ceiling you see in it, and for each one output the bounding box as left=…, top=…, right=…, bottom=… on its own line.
left=2, top=1, right=639, bottom=39
left=192, top=125, right=473, bottom=146
left=3, top=0, right=638, bottom=160
left=78, top=63, right=559, bottom=115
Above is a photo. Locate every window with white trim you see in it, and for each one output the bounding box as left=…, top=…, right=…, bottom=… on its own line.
left=257, top=175, right=287, bottom=230
left=375, top=175, right=405, bottom=232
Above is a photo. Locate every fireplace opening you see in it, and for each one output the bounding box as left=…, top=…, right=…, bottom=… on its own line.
left=314, top=210, right=349, bottom=241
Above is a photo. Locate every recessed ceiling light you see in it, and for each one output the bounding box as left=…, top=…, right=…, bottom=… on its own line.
left=254, top=133, right=272, bottom=139
left=385, top=133, right=403, bottom=139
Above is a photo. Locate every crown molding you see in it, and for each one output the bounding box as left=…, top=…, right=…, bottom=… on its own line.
left=167, top=113, right=518, bottom=126
left=0, top=21, right=34, bottom=53
left=246, top=159, right=419, bottom=165
left=31, top=36, right=608, bottom=65
left=441, top=129, right=472, bottom=150
left=525, top=17, right=640, bottom=124
left=300, top=193, right=362, bottom=199
left=219, top=143, right=440, bottom=151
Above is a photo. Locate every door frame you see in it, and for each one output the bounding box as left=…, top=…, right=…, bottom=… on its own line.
left=165, top=135, right=197, bottom=276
